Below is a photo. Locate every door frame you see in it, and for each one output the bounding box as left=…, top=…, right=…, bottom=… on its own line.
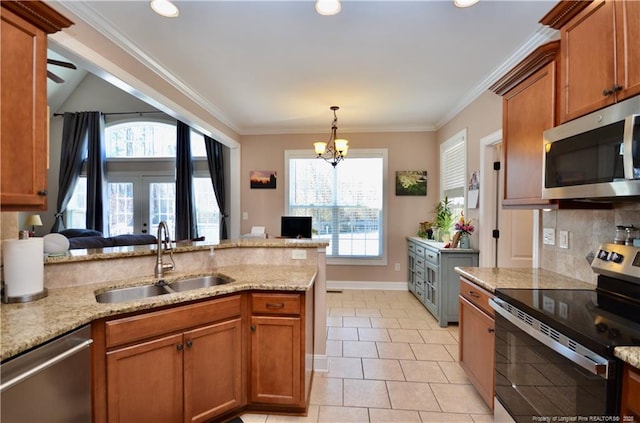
left=479, top=130, right=540, bottom=268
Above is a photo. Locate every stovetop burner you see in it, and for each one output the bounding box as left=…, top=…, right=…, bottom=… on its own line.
left=495, top=243, right=640, bottom=358
left=495, top=287, right=640, bottom=357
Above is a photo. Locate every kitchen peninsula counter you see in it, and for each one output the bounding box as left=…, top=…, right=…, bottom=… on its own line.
left=2, top=238, right=328, bottom=361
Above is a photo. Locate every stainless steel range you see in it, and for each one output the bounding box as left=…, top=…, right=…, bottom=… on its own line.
left=490, top=243, right=640, bottom=422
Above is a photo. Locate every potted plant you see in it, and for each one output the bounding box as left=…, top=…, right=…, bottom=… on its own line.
left=434, top=197, right=454, bottom=242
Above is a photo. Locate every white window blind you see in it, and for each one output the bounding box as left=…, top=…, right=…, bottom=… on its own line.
left=440, top=130, right=467, bottom=199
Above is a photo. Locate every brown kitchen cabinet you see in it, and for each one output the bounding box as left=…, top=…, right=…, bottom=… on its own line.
left=550, top=0, right=640, bottom=123
left=458, top=277, right=494, bottom=409
left=94, top=295, right=244, bottom=423
left=620, top=362, right=640, bottom=420
left=249, top=292, right=305, bottom=409
left=490, top=41, right=560, bottom=208
left=0, top=2, right=72, bottom=211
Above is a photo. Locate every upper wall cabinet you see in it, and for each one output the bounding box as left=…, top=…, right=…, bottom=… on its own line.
left=544, top=0, right=640, bottom=123
left=0, top=1, right=72, bottom=211
left=490, top=41, right=561, bottom=208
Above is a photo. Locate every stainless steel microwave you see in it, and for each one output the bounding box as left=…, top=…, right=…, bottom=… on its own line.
left=542, top=96, right=640, bottom=200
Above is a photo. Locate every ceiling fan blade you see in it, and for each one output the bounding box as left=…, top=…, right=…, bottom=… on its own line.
left=47, top=70, right=65, bottom=84
left=47, top=58, right=77, bottom=69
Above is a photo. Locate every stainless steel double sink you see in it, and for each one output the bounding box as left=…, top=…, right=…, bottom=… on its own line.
left=95, top=275, right=231, bottom=304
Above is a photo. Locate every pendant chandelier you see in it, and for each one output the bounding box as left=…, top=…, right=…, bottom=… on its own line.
left=313, top=106, right=349, bottom=167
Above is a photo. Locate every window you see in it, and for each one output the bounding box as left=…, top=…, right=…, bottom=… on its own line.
left=285, top=149, right=387, bottom=265
left=440, top=129, right=467, bottom=219
left=66, top=121, right=220, bottom=243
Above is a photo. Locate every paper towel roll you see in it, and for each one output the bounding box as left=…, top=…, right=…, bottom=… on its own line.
left=2, top=238, right=44, bottom=298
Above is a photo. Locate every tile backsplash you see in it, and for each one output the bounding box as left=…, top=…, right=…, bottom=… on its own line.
left=540, top=203, right=640, bottom=285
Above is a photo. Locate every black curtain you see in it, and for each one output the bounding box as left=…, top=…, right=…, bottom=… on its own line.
left=175, top=121, right=198, bottom=241
left=51, top=112, right=91, bottom=233
left=86, top=112, right=106, bottom=232
left=205, top=135, right=228, bottom=240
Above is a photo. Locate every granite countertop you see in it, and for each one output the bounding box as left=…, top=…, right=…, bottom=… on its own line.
left=44, top=238, right=328, bottom=264
left=454, top=266, right=595, bottom=293
left=1, top=264, right=317, bottom=361
left=455, top=266, right=640, bottom=370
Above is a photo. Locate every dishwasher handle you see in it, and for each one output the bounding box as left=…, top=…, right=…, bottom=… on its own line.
left=0, top=338, right=93, bottom=392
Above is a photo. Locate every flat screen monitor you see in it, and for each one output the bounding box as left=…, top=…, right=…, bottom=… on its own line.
left=280, top=216, right=312, bottom=239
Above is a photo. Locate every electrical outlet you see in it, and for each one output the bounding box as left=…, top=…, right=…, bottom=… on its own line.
left=291, top=249, right=307, bottom=260
left=559, top=231, right=569, bottom=249
left=242, top=212, right=248, bottom=220
left=543, top=228, right=555, bottom=245
left=394, top=263, right=401, bottom=271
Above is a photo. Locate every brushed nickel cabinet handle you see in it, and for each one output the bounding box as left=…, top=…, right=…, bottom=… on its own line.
left=266, top=302, right=285, bottom=309
left=177, top=344, right=183, bottom=351
left=468, top=291, right=480, bottom=298
left=37, top=190, right=48, bottom=196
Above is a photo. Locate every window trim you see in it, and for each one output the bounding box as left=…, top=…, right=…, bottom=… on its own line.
left=284, top=148, right=388, bottom=266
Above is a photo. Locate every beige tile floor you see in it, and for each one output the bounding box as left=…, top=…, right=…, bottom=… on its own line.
left=241, top=289, right=492, bottom=423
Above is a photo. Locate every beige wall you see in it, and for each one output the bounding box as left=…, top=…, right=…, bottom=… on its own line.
left=436, top=90, right=504, bottom=249
left=240, top=131, right=439, bottom=283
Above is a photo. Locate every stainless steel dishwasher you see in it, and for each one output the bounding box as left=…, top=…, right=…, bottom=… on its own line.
left=1, top=324, right=93, bottom=423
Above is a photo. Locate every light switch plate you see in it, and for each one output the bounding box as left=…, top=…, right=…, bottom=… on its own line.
left=559, top=231, right=569, bottom=249
left=543, top=228, right=555, bottom=245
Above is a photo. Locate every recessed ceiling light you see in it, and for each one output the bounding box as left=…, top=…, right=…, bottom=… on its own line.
left=315, top=0, right=341, bottom=16
left=150, top=0, right=179, bottom=18
left=454, top=0, right=479, bottom=7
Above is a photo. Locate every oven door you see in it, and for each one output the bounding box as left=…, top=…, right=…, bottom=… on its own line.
left=490, top=298, right=619, bottom=422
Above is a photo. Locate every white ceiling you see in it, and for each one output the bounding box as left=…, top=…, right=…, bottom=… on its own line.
left=48, top=0, right=557, bottom=135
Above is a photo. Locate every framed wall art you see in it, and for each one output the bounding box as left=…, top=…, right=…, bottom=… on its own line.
left=250, top=170, right=277, bottom=189
left=396, top=171, right=427, bottom=196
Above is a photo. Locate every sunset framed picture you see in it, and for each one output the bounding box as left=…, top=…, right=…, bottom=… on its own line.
left=250, top=170, right=277, bottom=189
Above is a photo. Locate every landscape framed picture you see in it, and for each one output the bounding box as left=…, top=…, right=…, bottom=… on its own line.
left=395, top=171, right=427, bottom=196
left=250, top=170, right=277, bottom=189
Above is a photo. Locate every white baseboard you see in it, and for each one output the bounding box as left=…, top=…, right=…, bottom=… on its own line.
left=326, top=280, right=408, bottom=291
left=314, top=354, right=328, bottom=372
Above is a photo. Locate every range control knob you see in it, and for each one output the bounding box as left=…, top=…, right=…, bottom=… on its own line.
left=610, top=252, right=624, bottom=263
left=596, top=322, right=608, bottom=333
left=597, top=250, right=609, bottom=260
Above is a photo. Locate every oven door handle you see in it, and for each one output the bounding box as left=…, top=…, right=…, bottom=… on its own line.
left=489, top=298, right=611, bottom=379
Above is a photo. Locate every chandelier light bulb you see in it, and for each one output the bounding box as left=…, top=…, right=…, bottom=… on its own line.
left=315, top=0, right=342, bottom=16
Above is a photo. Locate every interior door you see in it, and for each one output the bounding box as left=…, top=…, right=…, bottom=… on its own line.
left=479, top=137, right=533, bottom=268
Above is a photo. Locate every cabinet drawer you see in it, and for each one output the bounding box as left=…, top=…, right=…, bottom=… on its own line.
left=459, top=277, right=493, bottom=317
left=251, top=293, right=301, bottom=315
left=415, top=257, right=425, bottom=269
left=415, top=245, right=426, bottom=258
left=105, top=295, right=241, bottom=349
left=423, top=248, right=439, bottom=266
left=408, top=242, right=416, bottom=254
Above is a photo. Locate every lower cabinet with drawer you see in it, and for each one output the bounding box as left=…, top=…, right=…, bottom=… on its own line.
left=407, top=238, right=479, bottom=327
left=249, top=292, right=306, bottom=410
left=93, top=295, right=244, bottom=423
left=458, top=277, right=494, bottom=409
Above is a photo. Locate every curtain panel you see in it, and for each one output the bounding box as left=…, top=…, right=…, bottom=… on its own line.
left=175, top=121, right=198, bottom=241
left=204, top=135, right=228, bottom=240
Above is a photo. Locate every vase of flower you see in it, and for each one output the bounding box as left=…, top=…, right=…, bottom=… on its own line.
left=454, top=212, right=474, bottom=249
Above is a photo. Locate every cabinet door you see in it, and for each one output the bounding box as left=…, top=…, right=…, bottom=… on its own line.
left=615, top=0, right=640, bottom=102
left=0, top=7, right=48, bottom=210
left=620, top=363, right=640, bottom=419
left=503, top=61, right=556, bottom=206
left=560, top=0, right=616, bottom=122
left=250, top=315, right=302, bottom=406
left=459, top=296, right=494, bottom=409
left=184, top=318, right=243, bottom=423
left=106, top=333, right=184, bottom=423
